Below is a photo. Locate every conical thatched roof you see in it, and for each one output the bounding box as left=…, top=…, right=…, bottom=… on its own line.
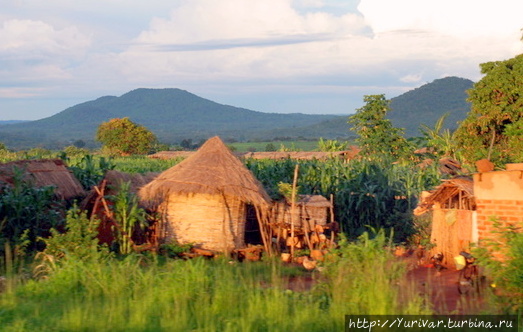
left=139, top=136, right=271, bottom=207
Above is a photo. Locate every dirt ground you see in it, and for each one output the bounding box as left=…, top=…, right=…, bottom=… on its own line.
left=405, top=261, right=489, bottom=314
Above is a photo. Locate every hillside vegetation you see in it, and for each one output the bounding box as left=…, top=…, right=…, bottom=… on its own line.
left=388, top=76, right=473, bottom=137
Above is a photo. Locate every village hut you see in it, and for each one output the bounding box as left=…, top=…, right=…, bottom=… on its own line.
left=81, top=170, right=159, bottom=245
left=0, top=159, right=85, bottom=200
left=414, top=176, right=476, bottom=267
left=139, top=136, right=272, bottom=253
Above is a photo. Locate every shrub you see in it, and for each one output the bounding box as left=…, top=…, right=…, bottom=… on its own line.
left=39, top=206, right=109, bottom=264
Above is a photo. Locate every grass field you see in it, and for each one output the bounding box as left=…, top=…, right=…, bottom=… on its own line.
left=0, top=231, right=434, bottom=331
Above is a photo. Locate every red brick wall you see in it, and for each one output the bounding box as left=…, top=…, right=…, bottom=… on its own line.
left=473, top=167, right=523, bottom=261
left=475, top=198, right=523, bottom=240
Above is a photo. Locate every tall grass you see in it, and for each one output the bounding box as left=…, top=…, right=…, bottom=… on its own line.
left=0, top=231, right=431, bottom=331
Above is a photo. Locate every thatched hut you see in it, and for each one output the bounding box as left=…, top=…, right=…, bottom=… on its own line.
left=0, top=159, right=85, bottom=200
left=139, top=136, right=272, bottom=253
left=81, top=170, right=159, bottom=244
left=414, top=176, right=476, bottom=267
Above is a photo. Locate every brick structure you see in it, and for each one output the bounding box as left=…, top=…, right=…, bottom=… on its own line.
left=473, top=163, right=523, bottom=241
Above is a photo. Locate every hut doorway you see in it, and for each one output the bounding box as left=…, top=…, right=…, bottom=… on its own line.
left=244, top=204, right=263, bottom=245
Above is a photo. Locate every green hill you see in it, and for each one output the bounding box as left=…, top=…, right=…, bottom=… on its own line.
left=388, top=76, right=473, bottom=137
left=0, top=77, right=474, bottom=149
left=0, top=89, right=337, bottom=149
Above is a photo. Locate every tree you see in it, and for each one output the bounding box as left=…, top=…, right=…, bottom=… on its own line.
left=96, top=118, right=157, bottom=156
left=455, top=54, right=523, bottom=165
left=348, top=94, right=410, bottom=160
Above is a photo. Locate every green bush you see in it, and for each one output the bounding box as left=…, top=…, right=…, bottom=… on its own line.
left=41, top=207, right=107, bottom=261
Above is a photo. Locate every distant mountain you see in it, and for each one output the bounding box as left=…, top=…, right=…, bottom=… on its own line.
left=267, top=76, right=474, bottom=139
left=0, top=89, right=337, bottom=149
left=0, top=77, right=474, bottom=149
left=0, top=120, right=29, bottom=125
left=388, top=76, right=473, bottom=137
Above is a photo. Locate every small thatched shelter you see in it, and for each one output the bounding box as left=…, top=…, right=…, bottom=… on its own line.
left=414, top=176, right=476, bottom=267
left=139, top=136, right=272, bottom=253
left=272, top=195, right=332, bottom=229
left=81, top=170, right=159, bottom=244
left=0, top=159, right=85, bottom=200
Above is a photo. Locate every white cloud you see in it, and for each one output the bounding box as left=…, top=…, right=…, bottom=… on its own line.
left=400, top=74, right=422, bottom=83
left=0, top=19, right=91, bottom=57
left=358, top=0, right=523, bottom=36
left=117, top=0, right=368, bottom=84
left=1, top=0, right=523, bottom=120
left=0, top=19, right=91, bottom=90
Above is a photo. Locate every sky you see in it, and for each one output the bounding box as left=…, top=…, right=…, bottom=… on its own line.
left=1, top=0, right=522, bottom=121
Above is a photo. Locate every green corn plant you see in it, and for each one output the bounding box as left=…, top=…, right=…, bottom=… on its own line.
left=68, top=154, right=115, bottom=189
left=245, top=156, right=440, bottom=242
left=109, top=181, right=147, bottom=255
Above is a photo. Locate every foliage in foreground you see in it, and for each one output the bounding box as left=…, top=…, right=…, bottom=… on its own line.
left=0, top=228, right=431, bottom=331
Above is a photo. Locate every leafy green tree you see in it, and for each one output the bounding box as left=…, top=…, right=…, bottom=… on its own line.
left=348, top=94, right=410, bottom=160
left=455, top=54, right=523, bottom=165
left=96, top=117, right=158, bottom=156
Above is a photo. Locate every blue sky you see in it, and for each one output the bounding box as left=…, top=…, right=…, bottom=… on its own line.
left=1, top=0, right=522, bottom=120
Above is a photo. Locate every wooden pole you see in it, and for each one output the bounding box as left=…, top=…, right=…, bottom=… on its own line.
left=290, top=164, right=299, bottom=258
left=255, top=207, right=272, bottom=256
